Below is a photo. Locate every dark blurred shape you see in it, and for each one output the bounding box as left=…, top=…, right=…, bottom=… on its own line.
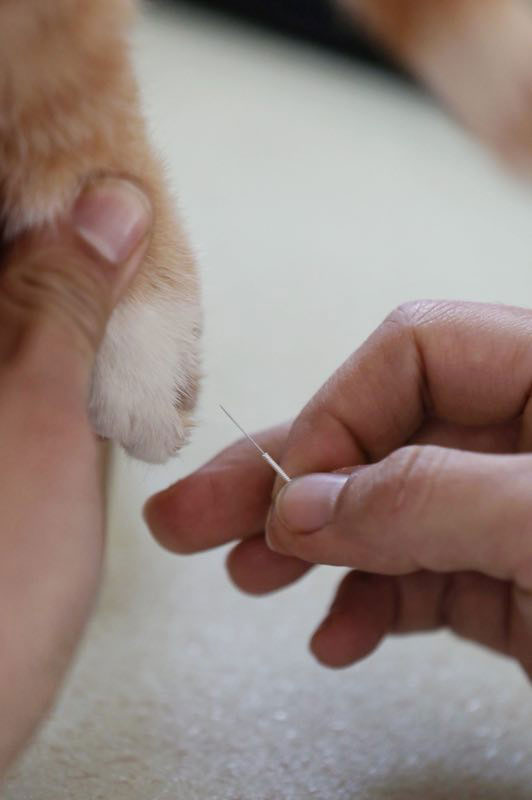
left=168, top=0, right=407, bottom=78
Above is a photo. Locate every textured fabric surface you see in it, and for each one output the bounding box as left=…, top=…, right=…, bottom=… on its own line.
left=5, top=2, right=532, bottom=797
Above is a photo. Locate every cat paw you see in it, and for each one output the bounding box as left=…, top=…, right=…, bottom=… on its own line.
left=89, top=293, right=200, bottom=463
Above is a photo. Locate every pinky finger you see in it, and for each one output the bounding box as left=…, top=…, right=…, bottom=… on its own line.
left=311, top=569, right=515, bottom=670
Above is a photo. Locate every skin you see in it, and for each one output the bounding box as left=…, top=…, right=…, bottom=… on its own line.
left=0, top=176, right=152, bottom=775
left=145, top=300, right=532, bottom=678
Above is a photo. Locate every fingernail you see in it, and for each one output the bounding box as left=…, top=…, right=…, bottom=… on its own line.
left=72, top=178, right=152, bottom=264
left=275, top=474, right=348, bottom=532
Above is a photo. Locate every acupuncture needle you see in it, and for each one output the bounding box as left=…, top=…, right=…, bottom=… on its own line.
left=219, top=405, right=291, bottom=484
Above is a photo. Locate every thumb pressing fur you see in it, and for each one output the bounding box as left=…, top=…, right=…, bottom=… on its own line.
left=0, top=177, right=152, bottom=395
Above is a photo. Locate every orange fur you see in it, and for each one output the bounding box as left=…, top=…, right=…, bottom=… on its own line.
left=0, top=0, right=201, bottom=461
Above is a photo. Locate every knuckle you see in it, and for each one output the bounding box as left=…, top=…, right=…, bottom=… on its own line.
left=385, top=300, right=458, bottom=334
left=370, top=445, right=448, bottom=525
left=382, top=301, right=424, bottom=333
left=0, top=244, right=110, bottom=359
left=330, top=447, right=448, bottom=572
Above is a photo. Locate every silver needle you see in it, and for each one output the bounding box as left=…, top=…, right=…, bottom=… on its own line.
left=219, top=405, right=291, bottom=484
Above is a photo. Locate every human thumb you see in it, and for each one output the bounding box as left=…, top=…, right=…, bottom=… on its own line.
left=0, top=176, right=152, bottom=396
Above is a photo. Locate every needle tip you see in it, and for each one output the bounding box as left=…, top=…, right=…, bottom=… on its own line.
left=219, top=404, right=291, bottom=482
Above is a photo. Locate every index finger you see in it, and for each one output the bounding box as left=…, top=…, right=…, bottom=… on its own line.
left=145, top=422, right=291, bottom=553
left=279, top=301, right=532, bottom=479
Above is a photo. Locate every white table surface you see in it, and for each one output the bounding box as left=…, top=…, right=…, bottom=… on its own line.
left=5, top=2, right=532, bottom=797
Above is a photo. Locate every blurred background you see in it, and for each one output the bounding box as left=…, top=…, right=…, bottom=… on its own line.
left=172, top=0, right=403, bottom=69
left=6, top=1, right=532, bottom=797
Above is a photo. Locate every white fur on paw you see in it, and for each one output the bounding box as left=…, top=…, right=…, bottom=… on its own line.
left=89, top=294, right=200, bottom=463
